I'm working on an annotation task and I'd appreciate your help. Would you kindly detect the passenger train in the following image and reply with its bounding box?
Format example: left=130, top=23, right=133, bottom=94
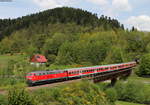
left=26, top=61, right=137, bottom=86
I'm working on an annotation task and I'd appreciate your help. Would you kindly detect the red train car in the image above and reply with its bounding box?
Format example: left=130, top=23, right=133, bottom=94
left=26, top=61, right=136, bottom=86
left=26, top=70, right=67, bottom=86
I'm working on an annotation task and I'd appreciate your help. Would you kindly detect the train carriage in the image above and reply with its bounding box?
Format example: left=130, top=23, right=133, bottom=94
left=26, top=61, right=137, bottom=86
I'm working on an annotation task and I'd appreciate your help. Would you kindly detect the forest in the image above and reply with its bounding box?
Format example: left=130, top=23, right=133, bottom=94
left=0, top=7, right=150, bottom=105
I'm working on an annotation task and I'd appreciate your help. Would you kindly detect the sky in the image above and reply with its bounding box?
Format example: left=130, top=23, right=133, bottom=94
left=0, top=0, right=150, bottom=31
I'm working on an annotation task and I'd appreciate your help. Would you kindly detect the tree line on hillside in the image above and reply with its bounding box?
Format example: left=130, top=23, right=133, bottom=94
left=0, top=24, right=150, bottom=76
left=0, top=7, right=123, bottom=40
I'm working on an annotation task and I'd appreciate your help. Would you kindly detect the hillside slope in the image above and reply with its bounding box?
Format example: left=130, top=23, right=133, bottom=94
left=0, top=7, right=123, bottom=40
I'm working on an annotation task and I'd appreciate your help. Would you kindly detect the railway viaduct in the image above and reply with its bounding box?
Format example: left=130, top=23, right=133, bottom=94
left=87, top=67, right=134, bottom=85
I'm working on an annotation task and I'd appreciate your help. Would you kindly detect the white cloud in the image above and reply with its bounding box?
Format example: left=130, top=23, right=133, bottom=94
left=112, top=0, right=131, bottom=12
left=87, top=0, right=108, bottom=6
left=87, top=0, right=132, bottom=17
left=33, top=0, right=75, bottom=10
left=106, top=0, right=132, bottom=17
left=125, top=15, right=150, bottom=31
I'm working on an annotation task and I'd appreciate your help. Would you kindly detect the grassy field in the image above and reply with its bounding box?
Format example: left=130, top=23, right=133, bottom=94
left=116, top=101, right=146, bottom=105
left=0, top=54, right=26, bottom=69
left=128, top=71, right=150, bottom=82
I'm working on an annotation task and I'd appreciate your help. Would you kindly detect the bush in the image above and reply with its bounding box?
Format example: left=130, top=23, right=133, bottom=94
left=8, top=86, right=37, bottom=105
left=138, top=53, right=150, bottom=76
left=33, top=80, right=113, bottom=105
left=114, top=80, right=150, bottom=104
left=105, top=88, right=118, bottom=103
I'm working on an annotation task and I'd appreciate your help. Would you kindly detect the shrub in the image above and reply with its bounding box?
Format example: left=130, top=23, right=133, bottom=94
left=138, top=53, right=150, bottom=76
left=8, top=86, right=37, bottom=105
left=33, top=80, right=113, bottom=105
left=114, top=80, right=150, bottom=104
left=105, top=88, right=118, bottom=103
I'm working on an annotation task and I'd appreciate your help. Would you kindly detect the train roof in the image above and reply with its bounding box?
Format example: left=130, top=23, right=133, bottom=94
left=29, top=70, right=65, bottom=74
left=64, top=61, right=135, bottom=71
left=28, top=61, right=135, bottom=74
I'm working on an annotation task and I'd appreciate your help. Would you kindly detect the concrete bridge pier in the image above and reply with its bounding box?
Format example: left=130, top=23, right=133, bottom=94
left=111, top=78, right=117, bottom=86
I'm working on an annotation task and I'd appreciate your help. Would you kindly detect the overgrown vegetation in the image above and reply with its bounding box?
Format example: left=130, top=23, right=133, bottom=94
left=114, top=81, right=150, bottom=104
left=0, top=81, right=113, bottom=105
left=0, top=80, right=149, bottom=105
left=137, top=53, right=150, bottom=76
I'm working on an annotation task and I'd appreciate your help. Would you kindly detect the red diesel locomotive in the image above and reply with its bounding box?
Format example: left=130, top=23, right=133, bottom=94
left=26, top=61, right=136, bottom=86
